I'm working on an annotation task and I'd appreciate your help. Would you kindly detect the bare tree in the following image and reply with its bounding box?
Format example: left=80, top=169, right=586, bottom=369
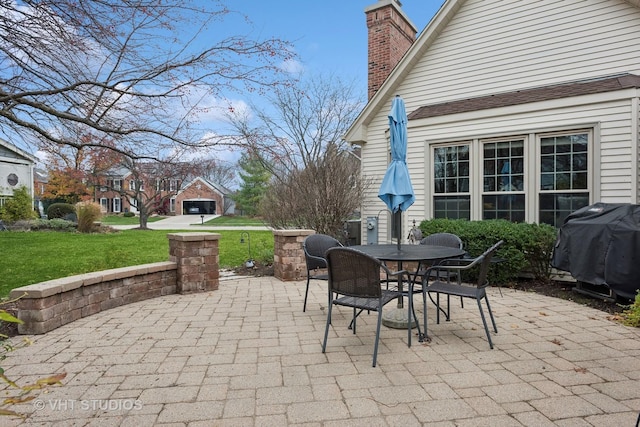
left=225, top=73, right=369, bottom=237
left=259, top=143, right=369, bottom=238
left=191, top=157, right=237, bottom=190
left=0, top=0, right=295, bottom=160
left=225, top=73, right=364, bottom=179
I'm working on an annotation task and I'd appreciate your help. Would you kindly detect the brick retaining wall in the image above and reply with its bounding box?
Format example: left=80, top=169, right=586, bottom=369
left=10, top=232, right=219, bottom=334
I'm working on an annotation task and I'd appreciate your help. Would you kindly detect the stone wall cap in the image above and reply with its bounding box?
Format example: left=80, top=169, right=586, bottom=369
left=272, top=229, right=315, bottom=237
left=10, top=262, right=180, bottom=299
left=167, top=232, right=221, bottom=241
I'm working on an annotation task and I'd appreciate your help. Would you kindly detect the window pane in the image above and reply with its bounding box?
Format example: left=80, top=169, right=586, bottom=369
left=434, top=196, right=470, bottom=220
left=539, top=133, right=589, bottom=191
left=539, top=193, right=589, bottom=227
left=483, top=139, right=524, bottom=195
left=541, top=156, right=554, bottom=172
left=433, top=144, right=469, bottom=195
left=482, top=195, right=525, bottom=222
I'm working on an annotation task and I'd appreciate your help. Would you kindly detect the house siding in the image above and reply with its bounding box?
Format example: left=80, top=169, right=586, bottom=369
left=401, top=0, right=640, bottom=107
left=355, top=0, right=640, bottom=243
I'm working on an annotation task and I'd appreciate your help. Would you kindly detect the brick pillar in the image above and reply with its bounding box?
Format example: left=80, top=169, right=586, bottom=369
left=273, top=229, right=315, bottom=281
left=168, top=233, right=220, bottom=293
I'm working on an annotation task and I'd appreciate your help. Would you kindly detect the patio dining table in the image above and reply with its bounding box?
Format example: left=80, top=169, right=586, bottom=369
left=348, top=244, right=466, bottom=339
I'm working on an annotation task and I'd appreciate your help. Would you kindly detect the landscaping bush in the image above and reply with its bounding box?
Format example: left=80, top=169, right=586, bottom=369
left=29, top=219, right=77, bottom=231
left=620, top=291, right=640, bottom=327
left=0, top=186, right=36, bottom=222
left=123, top=211, right=135, bottom=217
left=76, top=202, right=102, bottom=233
left=47, top=203, right=76, bottom=220
left=6, top=219, right=77, bottom=231
left=419, top=219, right=557, bottom=284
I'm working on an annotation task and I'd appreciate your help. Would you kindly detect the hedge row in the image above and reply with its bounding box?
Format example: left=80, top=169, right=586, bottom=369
left=419, top=218, right=557, bottom=284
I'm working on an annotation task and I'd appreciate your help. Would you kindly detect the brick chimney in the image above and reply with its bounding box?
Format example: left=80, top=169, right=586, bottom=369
left=365, top=0, right=417, bottom=100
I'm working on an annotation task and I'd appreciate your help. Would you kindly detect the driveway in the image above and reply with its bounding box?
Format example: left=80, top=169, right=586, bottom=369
left=111, top=215, right=270, bottom=231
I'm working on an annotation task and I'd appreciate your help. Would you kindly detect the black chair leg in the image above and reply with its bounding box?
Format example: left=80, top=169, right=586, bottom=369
left=477, top=297, right=494, bottom=349
left=408, top=291, right=421, bottom=347
left=322, top=301, right=333, bottom=354
left=484, top=295, right=498, bottom=333
left=303, top=277, right=310, bottom=312
left=372, top=310, right=383, bottom=367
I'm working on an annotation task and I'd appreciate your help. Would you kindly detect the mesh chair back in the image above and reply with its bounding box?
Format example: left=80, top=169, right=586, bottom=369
left=303, top=234, right=342, bottom=270
left=420, top=232, right=463, bottom=249
left=325, top=248, right=383, bottom=299
left=475, top=240, right=504, bottom=288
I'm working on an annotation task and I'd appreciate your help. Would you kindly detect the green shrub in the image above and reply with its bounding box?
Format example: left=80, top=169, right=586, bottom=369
left=0, top=186, right=36, bottom=222
left=76, top=202, right=102, bottom=233
left=620, top=291, right=640, bottom=327
left=123, top=211, right=135, bottom=217
left=29, top=218, right=77, bottom=231
left=419, top=219, right=557, bottom=284
left=256, top=248, right=274, bottom=265
left=47, top=203, right=76, bottom=219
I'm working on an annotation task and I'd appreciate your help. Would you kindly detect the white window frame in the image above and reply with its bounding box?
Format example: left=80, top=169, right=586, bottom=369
left=100, top=198, right=108, bottom=212
left=431, top=142, right=472, bottom=220
left=113, top=198, right=121, bottom=213
left=429, top=128, right=592, bottom=225
left=480, top=137, right=527, bottom=222
left=534, top=129, right=592, bottom=226
left=170, top=197, right=176, bottom=213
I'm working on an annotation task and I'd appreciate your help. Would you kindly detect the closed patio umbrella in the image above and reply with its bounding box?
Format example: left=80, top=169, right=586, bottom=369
left=378, top=95, right=415, bottom=250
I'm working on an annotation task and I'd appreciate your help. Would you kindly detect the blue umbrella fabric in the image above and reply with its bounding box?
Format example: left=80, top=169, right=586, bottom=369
left=378, top=95, right=415, bottom=214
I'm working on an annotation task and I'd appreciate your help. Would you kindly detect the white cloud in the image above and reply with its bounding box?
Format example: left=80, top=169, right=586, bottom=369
left=279, top=58, right=304, bottom=74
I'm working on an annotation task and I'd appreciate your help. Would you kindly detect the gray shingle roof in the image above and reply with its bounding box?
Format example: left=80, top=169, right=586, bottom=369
left=407, top=74, right=640, bottom=120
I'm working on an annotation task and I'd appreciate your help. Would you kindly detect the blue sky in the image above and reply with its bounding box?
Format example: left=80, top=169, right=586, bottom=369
left=229, top=1, right=445, bottom=87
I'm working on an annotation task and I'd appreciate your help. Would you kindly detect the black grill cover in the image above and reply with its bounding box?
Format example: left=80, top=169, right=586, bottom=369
left=551, top=202, right=640, bottom=299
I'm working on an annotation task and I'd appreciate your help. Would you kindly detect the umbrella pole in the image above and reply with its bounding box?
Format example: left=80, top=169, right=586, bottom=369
left=396, top=211, right=401, bottom=251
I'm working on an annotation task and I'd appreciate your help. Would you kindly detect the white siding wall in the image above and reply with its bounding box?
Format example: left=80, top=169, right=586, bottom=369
left=402, top=0, right=640, bottom=107
left=359, top=0, right=640, bottom=243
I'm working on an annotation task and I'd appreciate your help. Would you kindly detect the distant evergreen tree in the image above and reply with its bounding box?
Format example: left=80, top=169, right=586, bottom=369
left=234, top=154, right=271, bottom=216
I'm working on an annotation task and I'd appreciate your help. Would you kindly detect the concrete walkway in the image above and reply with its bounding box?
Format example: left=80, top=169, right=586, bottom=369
left=110, top=214, right=271, bottom=231
left=3, top=276, right=639, bottom=426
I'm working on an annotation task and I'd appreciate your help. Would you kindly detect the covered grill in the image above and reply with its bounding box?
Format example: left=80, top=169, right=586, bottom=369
left=551, top=202, right=640, bottom=300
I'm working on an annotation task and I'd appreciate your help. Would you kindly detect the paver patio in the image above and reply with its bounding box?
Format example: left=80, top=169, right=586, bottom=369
left=2, top=275, right=639, bottom=426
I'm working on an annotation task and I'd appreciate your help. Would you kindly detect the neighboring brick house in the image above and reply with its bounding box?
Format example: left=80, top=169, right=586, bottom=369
left=0, top=138, right=36, bottom=209
left=173, top=177, right=235, bottom=216
left=94, top=167, right=234, bottom=216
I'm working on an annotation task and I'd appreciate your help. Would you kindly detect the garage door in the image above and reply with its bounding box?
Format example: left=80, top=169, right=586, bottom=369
left=183, top=200, right=216, bottom=215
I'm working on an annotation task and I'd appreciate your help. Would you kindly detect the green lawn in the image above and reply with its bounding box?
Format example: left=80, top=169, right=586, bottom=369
left=205, top=216, right=266, bottom=226
left=0, top=229, right=274, bottom=297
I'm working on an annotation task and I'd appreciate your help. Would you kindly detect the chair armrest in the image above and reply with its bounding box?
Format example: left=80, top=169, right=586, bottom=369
left=422, top=256, right=485, bottom=280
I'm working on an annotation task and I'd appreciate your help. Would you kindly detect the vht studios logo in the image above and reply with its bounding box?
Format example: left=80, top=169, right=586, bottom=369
left=34, top=399, right=143, bottom=411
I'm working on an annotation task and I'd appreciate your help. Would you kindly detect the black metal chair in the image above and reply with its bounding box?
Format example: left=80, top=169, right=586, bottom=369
left=412, top=240, right=504, bottom=348
left=322, top=247, right=409, bottom=367
left=418, top=232, right=465, bottom=284
left=302, top=234, right=343, bottom=312
left=411, top=233, right=466, bottom=313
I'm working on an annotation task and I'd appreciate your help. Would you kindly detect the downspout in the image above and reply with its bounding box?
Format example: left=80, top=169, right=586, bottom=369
left=632, top=90, right=639, bottom=204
